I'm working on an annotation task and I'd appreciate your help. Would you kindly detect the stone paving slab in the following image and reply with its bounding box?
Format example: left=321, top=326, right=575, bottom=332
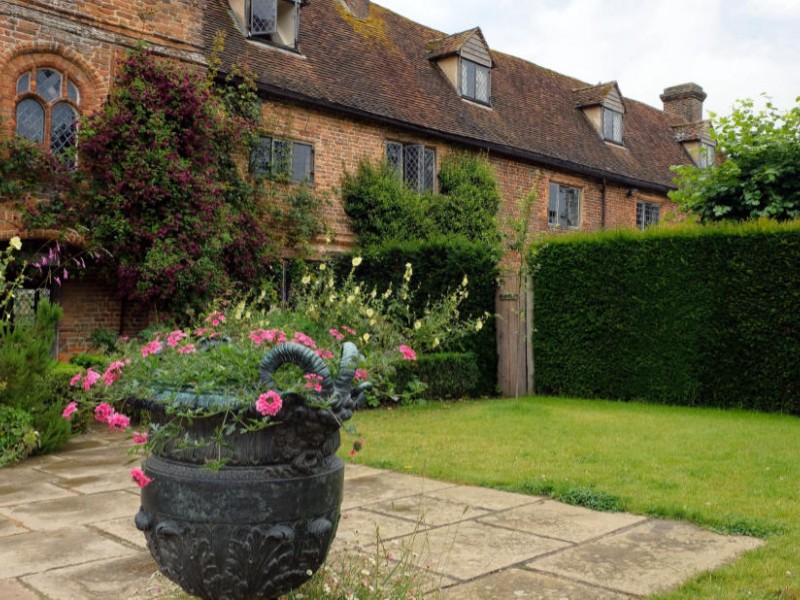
left=335, top=506, right=429, bottom=549
left=478, top=497, right=648, bottom=543
left=92, top=515, right=149, bottom=549
left=0, top=578, right=41, bottom=600
left=0, top=527, right=138, bottom=579
left=341, top=470, right=456, bottom=510
left=425, top=484, right=541, bottom=512
left=366, top=493, right=491, bottom=527
left=0, top=516, right=29, bottom=537
left=527, top=518, right=764, bottom=597
left=22, top=554, right=167, bottom=600
left=440, top=568, right=637, bottom=599
left=390, top=520, right=571, bottom=581
left=0, top=489, right=139, bottom=531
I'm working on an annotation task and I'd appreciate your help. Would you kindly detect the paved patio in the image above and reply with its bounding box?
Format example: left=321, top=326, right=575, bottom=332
left=0, top=429, right=762, bottom=599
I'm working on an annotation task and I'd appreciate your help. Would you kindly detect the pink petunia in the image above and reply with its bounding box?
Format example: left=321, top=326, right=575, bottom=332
left=316, top=348, right=334, bottom=360
left=205, top=311, right=226, bottom=327
left=177, top=343, right=196, bottom=354
left=328, top=328, right=344, bottom=341
left=83, top=368, right=101, bottom=390
left=131, top=467, right=153, bottom=488
left=255, top=390, right=283, bottom=417
left=62, top=402, right=78, bottom=420
left=354, top=368, right=368, bottom=382
left=107, top=412, right=131, bottom=432
left=132, top=431, right=148, bottom=444
left=342, top=326, right=357, bottom=336
left=94, top=402, right=115, bottom=424
left=398, top=345, right=417, bottom=361
left=69, top=372, right=82, bottom=387
left=101, top=361, right=126, bottom=386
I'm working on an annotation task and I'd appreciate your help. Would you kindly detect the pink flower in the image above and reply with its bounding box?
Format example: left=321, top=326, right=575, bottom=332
left=69, top=372, right=82, bottom=387
left=342, top=326, right=357, bottom=336
left=141, top=340, right=163, bottom=357
left=132, top=431, right=148, bottom=444
left=205, top=311, right=226, bottom=327
left=131, top=467, right=152, bottom=488
left=316, top=348, right=334, bottom=360
left=101, top=361, right=126, bottom=386
left=82, top=368, right=101, bottom=390
left=166, top=330, right=188, bottom=347
left=255, top=390, right=283, bottom=417
left=354, top=368, right=368, bottom=382
left=329, top=328, right=344, bottom=341
left=94, top=402, right=115, bottom=424
left=194, top=327, right=210, bottom=336
left=177, top=343, right=196, bottom=354
left=248, top=329, right=287, bottom=345
left=293, top=332, right=317, bottom=349
left=398, top=345, right=417, bottom=361
left=62, top=402, right=78, bottom=420
left=303, top=373, right=324, bottom=393
left=107, top=412, right=131, bottom=432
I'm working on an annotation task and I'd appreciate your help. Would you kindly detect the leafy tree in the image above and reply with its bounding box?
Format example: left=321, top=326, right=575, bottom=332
left=671, top=98, right=800, bottom=222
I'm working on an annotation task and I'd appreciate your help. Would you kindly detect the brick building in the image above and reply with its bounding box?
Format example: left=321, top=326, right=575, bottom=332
left=0, top=0, right=712, bottom=387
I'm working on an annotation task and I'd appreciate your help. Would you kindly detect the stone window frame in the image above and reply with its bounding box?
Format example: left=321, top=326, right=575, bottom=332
left=548, top=182, right=582, bottom=229
left=13, top=65, right=82, bottom=163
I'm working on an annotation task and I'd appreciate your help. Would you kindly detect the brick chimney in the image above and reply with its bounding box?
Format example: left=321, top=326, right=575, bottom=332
left=661, top=83, right=707, bottom=123
left=343, top=0, right=370, bottom=19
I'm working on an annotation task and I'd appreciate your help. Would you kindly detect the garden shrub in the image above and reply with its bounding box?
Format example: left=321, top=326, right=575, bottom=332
left=346, top=237, right=500, bottom=396
left=0, top=406, right=38, bottom=467
left=395, top=352, right=481, bottom=400
left=341, top=152, right=501, bottom=248
left=529, top=220, right=800, bottom=412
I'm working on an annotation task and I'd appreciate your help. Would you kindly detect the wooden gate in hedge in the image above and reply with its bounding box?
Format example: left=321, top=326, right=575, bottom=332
left=496, top=274, right=534, bottom=397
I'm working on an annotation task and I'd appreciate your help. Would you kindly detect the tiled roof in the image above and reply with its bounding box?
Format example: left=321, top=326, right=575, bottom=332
left=426, top=27, right=488, bottom=61
left=573, top=81, right=620, bottom=108
left=205, top=0, right=693, bottom=191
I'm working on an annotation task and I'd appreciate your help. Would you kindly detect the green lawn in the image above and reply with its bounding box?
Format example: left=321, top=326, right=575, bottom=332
left=344, top=396, right=800, bottom=599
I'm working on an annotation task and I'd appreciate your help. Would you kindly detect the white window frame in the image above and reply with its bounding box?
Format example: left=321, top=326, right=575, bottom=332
left=548, top=182, right=581, bottom=229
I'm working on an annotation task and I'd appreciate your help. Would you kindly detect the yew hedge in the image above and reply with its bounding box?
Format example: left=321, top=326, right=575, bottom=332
left=529, top=221, right=800, bottom=413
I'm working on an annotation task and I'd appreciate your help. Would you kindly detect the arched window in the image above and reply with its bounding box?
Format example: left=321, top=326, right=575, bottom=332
left=15, top=67, right=80, bottom=162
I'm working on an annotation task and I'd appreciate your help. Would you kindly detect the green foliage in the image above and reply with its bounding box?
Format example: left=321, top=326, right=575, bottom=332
left=395, top=352, right=481, bottom=401
left=434, top=151, right=501, bottom=245
left=0, top=134, right=70, bottom=198
left=69, top=353, right=111, bottom=370
left=341, top=153, right=501, bottom=247
left=341, top=160, right=436, bottom=247
left=556, top=486, right=623, bottom=512
left=671, top=97, right=800, bottom=222
left=346, top=238, right=500, bottom=396
left=528, top=221, right=800, bottom=412
left=0, top=406, right=38, bottom=467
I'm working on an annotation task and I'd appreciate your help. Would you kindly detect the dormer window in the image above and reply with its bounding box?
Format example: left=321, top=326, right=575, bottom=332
left=247, top=0, right=299, bottom=48
left=460, top=59, right=490, bottom=104
left=428, top=27, right=494, bottom=107
left=697, top=142, right=715, bottom=168
left=603, top=107, right=623, bottom=144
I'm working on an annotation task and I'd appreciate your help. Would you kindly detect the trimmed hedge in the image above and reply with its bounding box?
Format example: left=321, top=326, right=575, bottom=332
left=343, top=237, right=500, bottom=396
left=529, top=221, right=800, bottom=413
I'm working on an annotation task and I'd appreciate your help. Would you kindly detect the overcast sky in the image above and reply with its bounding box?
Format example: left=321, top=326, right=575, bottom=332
left=375, top=0, right=799, bottom=119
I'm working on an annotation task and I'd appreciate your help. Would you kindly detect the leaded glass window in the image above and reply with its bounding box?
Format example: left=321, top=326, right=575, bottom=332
left=460, top=59, right=491, bottom=104
left=385, top=142, right=436, bottom=193
left=603, top=108, right=623, bottom=143
left=14, top=68, right=80, bottom=162
left=247, top=0, right=299, bottom=48
left=636, top=201, right=660, bottom=229
left=250, top=0, right=277, bottom=35
left=250, top=136, right=314, bottom=183
left=16, top=98, right=45, bottom=143
left=51, top=103, right=78, bottom=156
left=548, top=183, right=581, bottom=229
